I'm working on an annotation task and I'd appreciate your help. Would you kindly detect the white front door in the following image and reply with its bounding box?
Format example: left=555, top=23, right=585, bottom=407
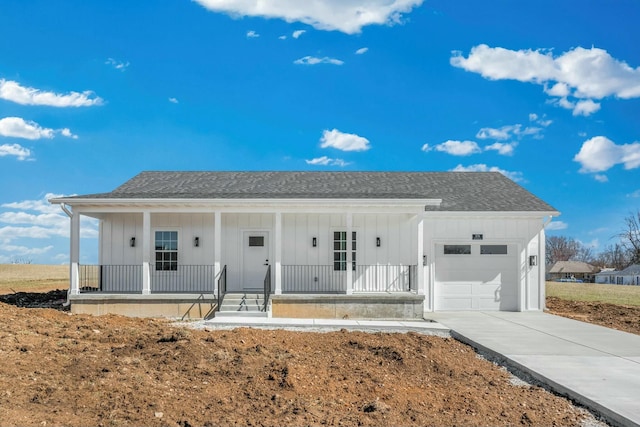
left=241, top=231, right=270, bottom=291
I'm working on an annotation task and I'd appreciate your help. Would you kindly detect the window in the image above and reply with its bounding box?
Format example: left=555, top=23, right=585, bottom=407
left=248, top=236, right=264, bottom=247
left=481, top=245, right=508, bottom=255
left=333, top=231, right=356, bottom=271
left=155, top=231, right=178, bottom=271
left=444, top=245, right=471, bottom=255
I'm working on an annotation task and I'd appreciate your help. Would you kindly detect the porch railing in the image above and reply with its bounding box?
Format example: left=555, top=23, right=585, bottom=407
left=79, top=265, right=143, bottom=293
left=78, top=264, right=216, bottom=294
left=151, top=265, right=215, bottom=293
left=354, top=265, right=417, bottom=292
left=281, top=265, right=346, bottom=293
left=263, top=265, right=271, bottom=311
left=217, top=265, right=227, bottom=312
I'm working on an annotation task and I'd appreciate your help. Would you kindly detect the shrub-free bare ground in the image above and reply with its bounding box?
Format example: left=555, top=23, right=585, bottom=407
left=0, top=267, right=627, bottom=426
left=0, top=302, right=596, bottom=427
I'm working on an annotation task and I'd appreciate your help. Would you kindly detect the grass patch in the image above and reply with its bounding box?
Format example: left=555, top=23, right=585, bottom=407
left=0, top=264, right=68, bottom=293
left=546, top=281, right=640, bottom=307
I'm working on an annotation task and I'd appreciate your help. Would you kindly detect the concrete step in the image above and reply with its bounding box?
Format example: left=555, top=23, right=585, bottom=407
left=218, top=293, right=266, bottom=314
left=215, top=311, right=267, bottom=318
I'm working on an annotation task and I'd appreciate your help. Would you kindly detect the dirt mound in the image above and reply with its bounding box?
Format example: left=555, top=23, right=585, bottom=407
left=0, top=289, right=69, bottom=310
left=546, top=297, right=640, bottom=335
left=0, top=301, right=592, bottom=427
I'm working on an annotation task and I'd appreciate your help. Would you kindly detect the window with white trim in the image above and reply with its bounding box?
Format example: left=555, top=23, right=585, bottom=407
left=333, top=231, right=356, bottom=271
left=155, top=231, right=178, bottom=271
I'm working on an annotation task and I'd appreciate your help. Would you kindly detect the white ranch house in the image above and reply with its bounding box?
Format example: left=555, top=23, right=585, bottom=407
left=50, top=171, right=558, bottom=319
left=595, top=264, right=640, bottom=286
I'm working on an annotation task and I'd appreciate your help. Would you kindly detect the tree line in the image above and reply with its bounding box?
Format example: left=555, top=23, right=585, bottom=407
left=546, top=211, right=640, bottom=270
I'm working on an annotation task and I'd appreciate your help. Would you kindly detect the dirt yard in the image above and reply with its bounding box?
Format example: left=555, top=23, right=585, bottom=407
left=546, top=297, right=640, bottom=335
left=0, top=298, right=596, bottom=427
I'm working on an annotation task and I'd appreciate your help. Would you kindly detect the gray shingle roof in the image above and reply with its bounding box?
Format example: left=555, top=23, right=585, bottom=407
left=548, top=261, right=599, bottom=274
left=70, top=171, right=557, bottom=212
left=619, top=264, right=640, bottom=276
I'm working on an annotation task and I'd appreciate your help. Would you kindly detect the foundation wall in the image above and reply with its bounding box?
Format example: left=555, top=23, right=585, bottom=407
left=271, top=294, right=425, bottom=319
left=70, top=295, right=217, bottom=319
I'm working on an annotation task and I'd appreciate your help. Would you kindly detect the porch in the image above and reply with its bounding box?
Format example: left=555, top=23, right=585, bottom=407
left=76, top=263, right=418, bottom=294
left=70, top=263, right=423, bottom=319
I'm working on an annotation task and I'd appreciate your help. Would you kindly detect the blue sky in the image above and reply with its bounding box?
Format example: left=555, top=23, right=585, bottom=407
left=1, top=0, right=639, bottom=264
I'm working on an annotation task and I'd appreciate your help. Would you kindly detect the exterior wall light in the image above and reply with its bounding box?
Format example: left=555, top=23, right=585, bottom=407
left=376, top=237, right=381, bottom=247
left=130, top=237, right=136, bottom=247
left=194, top=237, right=200, bottom=247
left=529, top=255, right=538, bottom=266
left=312, top=237, right=317, bottom=247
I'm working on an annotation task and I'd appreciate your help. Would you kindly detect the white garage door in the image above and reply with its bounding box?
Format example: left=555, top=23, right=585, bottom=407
left=434, top=243, right=518, bottom=311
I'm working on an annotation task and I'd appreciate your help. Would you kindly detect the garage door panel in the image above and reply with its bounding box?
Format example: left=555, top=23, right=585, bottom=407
left=435, top=243, right=518, bottom=311
left=440, top=282, right=474, bottom=294
left=441, top=298, right=474, bottom=310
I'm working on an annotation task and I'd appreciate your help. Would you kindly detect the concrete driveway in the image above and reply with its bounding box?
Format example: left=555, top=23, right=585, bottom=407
left=428, top=311, right=640, bottom=427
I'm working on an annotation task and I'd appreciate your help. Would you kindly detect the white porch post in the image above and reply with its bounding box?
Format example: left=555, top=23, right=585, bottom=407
left=274, top=211, right=282, bottom=295
left=416, top=215, right=425, bottom=296
left=214, top=211, right=221, bottom=289
left=539, top=226, right=547, bottom=311
left=69, top=211, right=80, bottom=295
left=142, top=211, right=151, bottom=295
left=346, top=212, right=353, bottom=295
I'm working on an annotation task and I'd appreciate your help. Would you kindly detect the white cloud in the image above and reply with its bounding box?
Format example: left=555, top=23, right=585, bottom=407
left=0, top=194, right=99, bottom=245
left=0, top=79, right=103, bottom=107
left=292, top=30, right=306, bottom=39
left=278, top=35, right=287, bottom=40
left=320, top=129, right=370, bottom=152
left=294, top=56, right=344, bottom=65
left=105, top=58, right=130, bottom=71
left=193, top=0, right=424, bottom=34
left=0, top=117, right=54, bottom=140
left=2, top=193, right=66, bottom=214
left=476, top=124, right=542, bottom=141
left=594, top=174, right=609, bottom=183
left=246, top=30, right=260, bottom=38
left=424, top=140, right=480, bottom=156
left=2, top=244, right=54, bottom=256
left=305, top=156, right=350, bottom=166
left=529, top=113, right=552, bottom=127
left=355, top=47, right=369, bottom=55
left=573, top=136, right=640, bottom=173
left=545, top=220, right=568, bottom=231
left=484, top=142, right=516, bottom=156
left=573, top=99, right=601, bottom=116
left=451, top=163, right=523, bottom=182
left=627, top=189, right=640, bottom=198
left=0, top=143, right=31, bottom=160
left=451, top=45, right=640, bottom=115
left=545, top=82, right=570, bottom=97
left=169, top=97, right=179, bottom=104
left=60, top=128, right=78, bottom=139
left=0, top=117, right=77, bottom=140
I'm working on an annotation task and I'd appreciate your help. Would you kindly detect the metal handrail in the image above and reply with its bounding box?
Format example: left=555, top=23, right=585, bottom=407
left=217, top=265, right=227, bottom=312
left=263, top=265, right=271, bottom=312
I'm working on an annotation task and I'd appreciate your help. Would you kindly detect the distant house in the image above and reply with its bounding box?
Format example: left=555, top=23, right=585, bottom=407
left=50, top=171, right=558, bottom=319
left=596, top=264, right=640, bottom=286
left=547, top=261, right=599, bottom=283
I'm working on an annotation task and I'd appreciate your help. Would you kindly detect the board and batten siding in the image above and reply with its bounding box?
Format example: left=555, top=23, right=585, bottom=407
left=99, top=213, right=216, bottom=266
left=281, top=213, right=415, bottom=266
left=424, top=216, right=545, bottom=311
